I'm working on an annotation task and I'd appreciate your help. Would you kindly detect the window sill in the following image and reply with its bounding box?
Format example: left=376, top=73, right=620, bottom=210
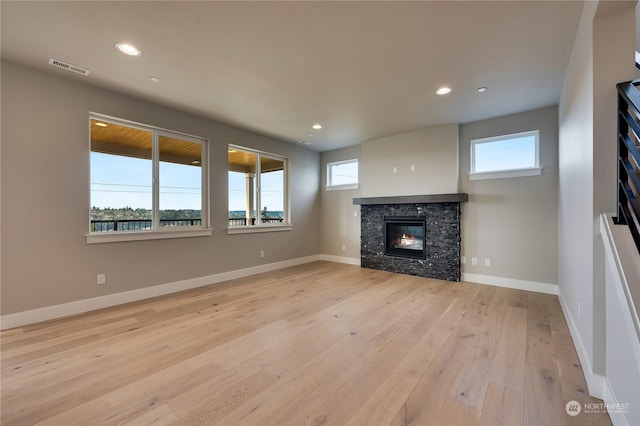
left=227, top=225, right=292, bottom=234
left=86, top=228, right=213, bottom=244
left=469, top=167, right=542, bottom=181
left=326, top=183, right=359, bottom=191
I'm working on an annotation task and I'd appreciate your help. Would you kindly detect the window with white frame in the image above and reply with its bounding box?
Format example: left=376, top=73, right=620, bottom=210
left=228, top=145, right=289, bottom=230
left=327, top=159, right=359, bottom=189
left=88, top=114, right=209, bottom=242
left=469, top=130, right=541, bottom=180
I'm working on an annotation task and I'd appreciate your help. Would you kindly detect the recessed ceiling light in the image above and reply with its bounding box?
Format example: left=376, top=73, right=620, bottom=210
left=94, top=122, right=108, bottom=127
left=116, top=43, right=141, bottom=56
left=436, top=87, right=452, bottom=95
left=312, top=124, right=322, bottom=130
left=299, top=140, right=312, bottom=145
left=191, top=160, right=201, bottom=165
left=150, top=76, right=160, bottom=83
left=477, top=87, right=487, bottom=93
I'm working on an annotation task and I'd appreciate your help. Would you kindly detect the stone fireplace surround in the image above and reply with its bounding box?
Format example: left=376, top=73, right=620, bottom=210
left=353, top=194, right=468, bottom=282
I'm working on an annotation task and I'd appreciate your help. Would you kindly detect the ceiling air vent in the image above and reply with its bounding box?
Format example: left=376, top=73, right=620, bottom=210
left=48, top=58, right=90, bottom=76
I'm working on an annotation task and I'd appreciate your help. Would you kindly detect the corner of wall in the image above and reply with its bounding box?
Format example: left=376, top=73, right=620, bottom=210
left=557, top=288, right=606, bottom=399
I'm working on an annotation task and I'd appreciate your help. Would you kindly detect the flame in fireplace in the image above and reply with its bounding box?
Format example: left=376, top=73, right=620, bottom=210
left=397, top=233, right=423, bottom=248
left=400, top=233, right=415, bottom=246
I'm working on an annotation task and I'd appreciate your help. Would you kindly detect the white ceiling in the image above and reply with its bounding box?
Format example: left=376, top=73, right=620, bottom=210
left=1, top=1, right=584, bottom=152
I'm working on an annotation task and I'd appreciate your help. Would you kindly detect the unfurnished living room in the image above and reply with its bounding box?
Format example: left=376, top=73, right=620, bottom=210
left=1, top=1, right=639, bottom=425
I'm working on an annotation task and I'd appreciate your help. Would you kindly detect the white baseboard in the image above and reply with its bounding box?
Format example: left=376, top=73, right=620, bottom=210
left=603, top=378, right=630, bottom=426
left=557, top=291, right=606, bottom=399
left=0, top=259, right=561, bottom=330
left=317, top=254, right=361, bottom=266
left=462, top=273, right=559, bottom=295
left=0, top=254, right=323, bottom=331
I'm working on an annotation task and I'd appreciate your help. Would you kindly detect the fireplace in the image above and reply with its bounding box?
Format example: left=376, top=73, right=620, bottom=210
left=385, top=217, right=426, bottom=259
left=354, top=194, right=467, bottom=282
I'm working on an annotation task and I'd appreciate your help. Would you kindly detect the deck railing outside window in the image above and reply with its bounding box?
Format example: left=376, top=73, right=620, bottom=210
left=90, top=217, right=283, bottom=232
left=90, top=219, right=202, bottom=232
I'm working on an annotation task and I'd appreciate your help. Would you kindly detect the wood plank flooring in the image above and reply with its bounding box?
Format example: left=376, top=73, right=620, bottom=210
left=0, top=261, right=612, bottom=426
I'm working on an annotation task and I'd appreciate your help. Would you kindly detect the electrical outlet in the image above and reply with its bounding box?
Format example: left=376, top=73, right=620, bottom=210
left=485, top=258, right=491, bottom=267
left=461, top=256, right=466, bottom=264
left=392, top=166, right=398, bottom=174
left=471, top=257, right=478, bottom=265
left=260, top=250, right=265, bottom=258
left=410, top=164, right=415, bottom=172
left=97, top=274, right=106, bottom=285
left=342, top=244, right=346, bottom=251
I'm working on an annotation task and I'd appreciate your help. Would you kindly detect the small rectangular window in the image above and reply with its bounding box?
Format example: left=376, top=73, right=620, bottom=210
left=89, top=114, right=208, bottom=240
left=228, top=145, right=289, bottom=229
left=327, top=159, right=359, bottom=190
left=470, top=130, right=541, bottom=180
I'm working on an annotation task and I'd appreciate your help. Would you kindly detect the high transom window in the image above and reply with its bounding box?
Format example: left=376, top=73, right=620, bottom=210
left=88, top=114, right=208, bottom=241
left=326, top=159, right=359, bottom=190
left=470, top=130, right=541, bottom=180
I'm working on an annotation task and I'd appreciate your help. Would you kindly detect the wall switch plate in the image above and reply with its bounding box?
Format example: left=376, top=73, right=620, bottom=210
left=485, top=258, right=491, bottom=267
left=97, top=274, right=106, bottom=285
left=342, top=245, right=346, bottom=251
left=260, top=250, right=265, bottom=258
left=410, top=164, right=415, bottom=172
left=392, top=166, right=398, bottom=174
left=461, top=256, right=466, bottom=264
left=471, top=257, right=478, bottom=265
left=354, top=210, right=358, bottom=217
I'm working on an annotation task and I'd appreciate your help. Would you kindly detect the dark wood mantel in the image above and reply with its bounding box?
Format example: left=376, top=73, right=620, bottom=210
left=353, top=193, right=468, bottom=205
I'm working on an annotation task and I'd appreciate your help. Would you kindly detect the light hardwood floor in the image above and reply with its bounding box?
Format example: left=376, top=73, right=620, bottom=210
left=1, top=261, right=611, bottom=426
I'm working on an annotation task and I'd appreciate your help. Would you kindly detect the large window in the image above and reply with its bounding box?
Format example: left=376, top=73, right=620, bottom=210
left=228, top=145, right=289, bottom=231
left=88, top=114, right=209, bottom=242
left=326, top=159, right=359, bottom=190
left=469, top=130, right=541, bottom=180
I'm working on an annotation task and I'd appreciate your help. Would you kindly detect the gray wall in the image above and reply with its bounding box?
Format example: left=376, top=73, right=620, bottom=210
left=360, top=124, right=459, bottom=197
left=558, top=0, right=596, bottom=375
left=321, top=106, right=560, bottom=289
left=558, top=0, right=635, bottom=377
left=319, top=124, right=459, bottom=260
left=593, top=3, right=636, bottom=376
left=320, top=146, right=362, bottom=259
left=459, top=106, right=559, bottom=285
left=1, top=60, right=321, bottom=315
